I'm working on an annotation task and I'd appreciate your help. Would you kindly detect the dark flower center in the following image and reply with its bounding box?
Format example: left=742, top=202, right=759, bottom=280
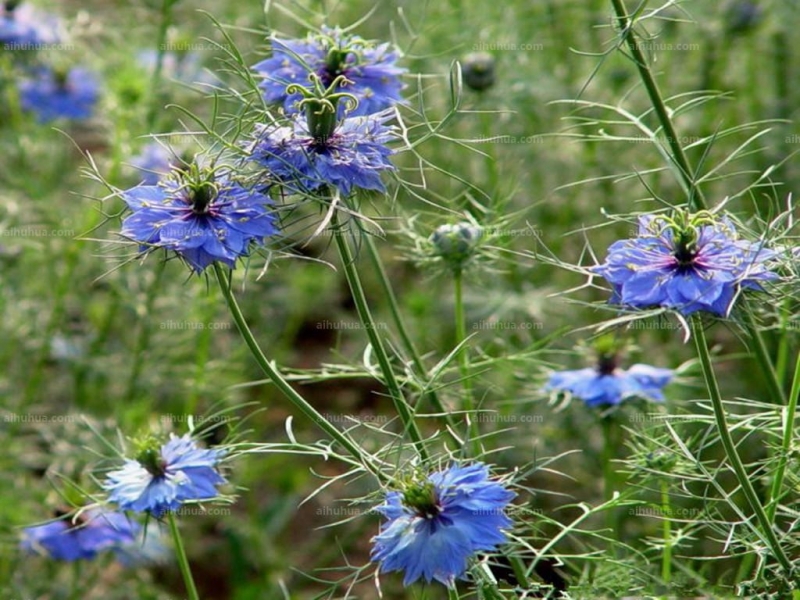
left=137, top=446, right=168, bottom=477
left=597, top=353, right=618, bottom=376
left=403, top=482, right=442, bottom=519
left=188, top=182, right=216, bottom=215
left=4, top=1, right=20, bottom=14
left=673, top=230, right=698, bottom=271
left=53, top=508, right=88, bottom=529
left=322, top=47, right=350, bottom=86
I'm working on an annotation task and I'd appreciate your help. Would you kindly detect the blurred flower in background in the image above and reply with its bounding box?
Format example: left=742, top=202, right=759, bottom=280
left=18, top=66, right=99, bottom=122
left=21, top=508, right=138, bottom=561
left=546, top=363, right=673, bottom=407
left=0, top=1, right=61, bottom=49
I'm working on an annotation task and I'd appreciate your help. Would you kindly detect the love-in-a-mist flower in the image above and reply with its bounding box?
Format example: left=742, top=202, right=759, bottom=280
left=248, top=75, right=396, bottom=198
left=21, top=508, right=138, bottom=561
left=130, top=142, right=177, bottom=185
left=119, top=163, right=278, bottom=272
left=1, top=1, right=60, bottom=48
left=18, top=66, right=99, bottom=122
left=545, top=339, right=672, bottom=407
left=253, top=26, right=405, bottom=117
left=593, top=211, right=778, bottom=317
left=371, top=463, right=515, bottom=587
left=103, top=434, right=226, bottom=517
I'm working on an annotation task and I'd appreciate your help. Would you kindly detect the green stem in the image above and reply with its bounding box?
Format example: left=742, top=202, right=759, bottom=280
left=167, top=511, right=200, bottom=600
left=601, top=415, right=618, bottom=535
left=743, top=306, right=786, bottom=405
left=331, top=213, right=429, bottom=462
left=454, top=269, right=480, bottom=452
left=691, top=317, right=792, bottom=574
left=608, top=0, right=707, bottom=212
left=661, top=480, right=671, bottom=585
left=767, top=351, right=800, bottom=523
left=509, top=554, right=532, bottom=590
left=213, top=264, right=385, bottom=482
left=147, top=0, right=176, bottom=130
left=125, top=263, right=165, bottom=402
left=363, top=235, right=460, bottom=439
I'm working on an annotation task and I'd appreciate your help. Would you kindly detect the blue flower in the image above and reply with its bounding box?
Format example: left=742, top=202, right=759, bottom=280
left=593, top=213, right=778, bottom=316
left=21, top=508, right=138, bottom=561
left=247, top=111, right=396, bottom=197
left=545, top=363, right=673, bottom=407
left=104, top=433, right=226, bottom=517
left=18, top=66, right=99, bottom=123
left=371, top=463, right=515, bottom=587
left=137, top=49, right=217, bottom=87
left=253, top=26, right=405, bottom=117
left=1, top=2, right=60, bottom=48
left=119, top=167, right=278, bottom=272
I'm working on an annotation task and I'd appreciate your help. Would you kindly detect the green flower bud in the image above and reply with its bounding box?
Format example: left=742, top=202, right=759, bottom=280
left=461, top=52, right=496, bottom=92
left=402, top=482, right=440, bottom=519
left=644, top=449, right=677, bottom=473
left=430, top=222, right=483, bottom=269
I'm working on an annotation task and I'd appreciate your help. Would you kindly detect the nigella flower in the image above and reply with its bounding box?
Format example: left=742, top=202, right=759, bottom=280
left=21, top=508, right=138, bottom=561
left=371, top=463, right=515, bottom=587
left=593, top=212, right=778, bottom=317
left=18, top=66, right=99, bottom=123
left=103, top=433, right=226, bottom=517
left=545, top=363, right=673, bottom=407
left=1, top=1, right=60, bottom=48
left=119, top=164, right=278, bottom=272
left=247, top=110, right=396, bottom=197
left=253, top=26, right=405, bottom=117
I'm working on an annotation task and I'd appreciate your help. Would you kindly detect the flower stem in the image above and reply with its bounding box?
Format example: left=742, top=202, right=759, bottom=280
left=691, top=317, right=792, bottom=575
left=661, top=479, right=672, bottom=585
left=601, top=415, right=617, bottom=533
left=146, top=0, right=177, bottom=130
left=331, top=213, right=429, bottom=462
left=608, top=0, right=707, bottom=212
left=125, top=262, right=165, bottom=402
left=363, top=235, right=461, bottom=440
left=767, top=350, right=800, bottom=523
left=167, top=511, right=200, bottom=600
left=454, top=269, right=480, bottom=451
left=213, top=264, right=385, bottom=482
left=743, top=305, right=786, bottom=405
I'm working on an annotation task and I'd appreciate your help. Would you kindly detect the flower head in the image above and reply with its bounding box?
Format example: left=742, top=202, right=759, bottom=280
left=129, top=142, right=179, bottom=185
left=253, top=26, right=405, bottom=117
left=18, top=66, right=99, bottom=122
left=1, top=1, right=60, bottom=48
left=371, top=463, right=515, bottom=587
left=103, top=433, right=226, bottom=517
left=21, top=508, right=138, bottom=561
left=247, top=110, right=396, bottom=197
left=593, top=212, right=778, bottom=317
left=546, top=363, right=672, bottom=407
left=119, top=164, right=278, bottom=272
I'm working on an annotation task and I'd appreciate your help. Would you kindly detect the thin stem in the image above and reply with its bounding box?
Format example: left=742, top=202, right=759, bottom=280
left=213, top=264, right=385, bottom=482
left=454, top=269, right=479, bottom=451
left=146, top=0, right=176, bottom=130
left=125, top=262, right=165, bottom=402
left=331, top=214, right=429, bottom=462
left=167, top=511, right=200, bottom=600
left=767, top=351, right=800, bottom=523
left=609, top=0, right=707, bottom=212
left=743, top=306, right=786, bottom=405
left=691, top=317, right=792, bottom=574
left=509, top=554, right=532, bottom=590
left=661, top=479, right=672, bottom=585
left=363, top=235, right=461, bottom=439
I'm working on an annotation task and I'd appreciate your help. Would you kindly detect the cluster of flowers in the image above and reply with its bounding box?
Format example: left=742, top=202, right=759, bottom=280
left=21, top=21, right=786, bottom=592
